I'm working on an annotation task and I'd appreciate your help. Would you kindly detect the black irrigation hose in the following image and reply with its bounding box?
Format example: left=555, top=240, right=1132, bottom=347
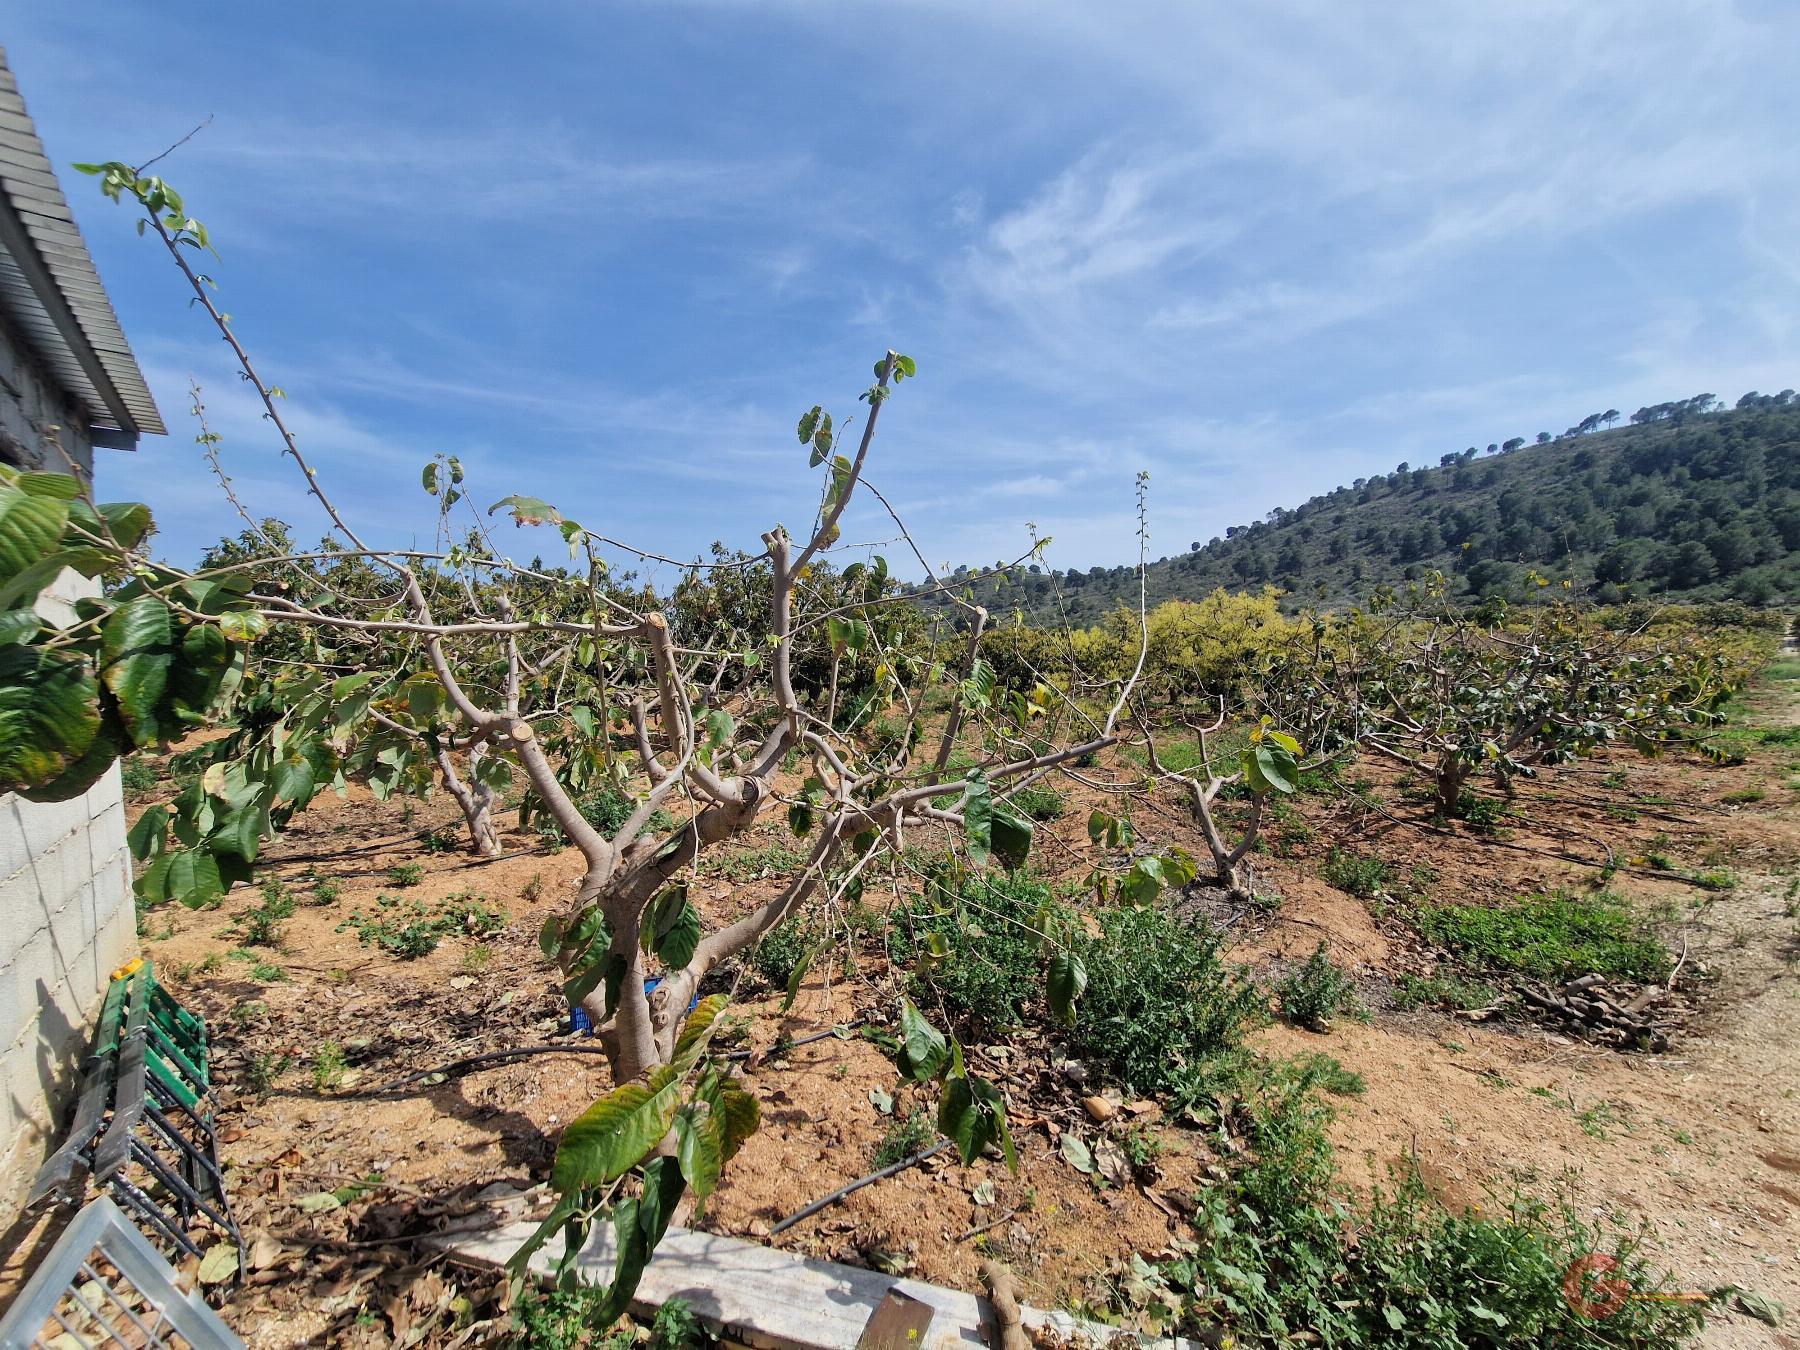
left=720, top=1019, right=869, bottom=1061
left=353, top=1043, right=613, bottom=1098
left=770, top=1139, right=953, bottom=1235
left=352, top=1018, right=873, bottom=1097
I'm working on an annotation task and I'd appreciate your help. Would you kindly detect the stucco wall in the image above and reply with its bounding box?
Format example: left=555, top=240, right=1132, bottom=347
left=0, top=319, right=130, bottom=1218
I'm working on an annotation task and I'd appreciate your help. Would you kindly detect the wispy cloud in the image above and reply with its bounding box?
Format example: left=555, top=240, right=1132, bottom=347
left=12, top=1, right=1798, bottom=572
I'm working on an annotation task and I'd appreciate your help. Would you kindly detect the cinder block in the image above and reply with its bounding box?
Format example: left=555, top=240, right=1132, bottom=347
left=47, top=885, right=97, bottom=1006
left=94, top=897, right=136, bottom=977
left=0, top=876, right=49, bottom=968
left=86, top=763, right=123, bottom=821
left=89, top=797, right=127, bottom=857
left=0, top=928, right=54, bottom=1044
left=91, top=851, right=131, bottom=930
left=14, top=796, right=81, bottom=864
left=0, top=960, right=21, bottom=1055
left=0, top=797, right=31, bottom=885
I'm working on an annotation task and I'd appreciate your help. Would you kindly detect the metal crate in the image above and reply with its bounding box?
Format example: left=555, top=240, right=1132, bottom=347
left=0, top=1196, right=240, bottom=1349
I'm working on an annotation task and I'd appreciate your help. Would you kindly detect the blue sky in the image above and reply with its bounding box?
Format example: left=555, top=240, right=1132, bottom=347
left=12, top=3, right=1800, bottom=583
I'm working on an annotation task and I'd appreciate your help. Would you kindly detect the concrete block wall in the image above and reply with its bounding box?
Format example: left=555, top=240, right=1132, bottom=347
left=0, top=767, right=135, bottom=1218
left=0, top=305, right=128, bottom=1221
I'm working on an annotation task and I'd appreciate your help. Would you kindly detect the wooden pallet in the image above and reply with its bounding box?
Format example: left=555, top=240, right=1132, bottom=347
left=443, top=1217, right=1199, bottom=1349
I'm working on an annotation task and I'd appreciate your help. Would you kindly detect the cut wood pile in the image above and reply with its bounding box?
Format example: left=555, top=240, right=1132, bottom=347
left=1518, top=973, right=1672, bottom=1052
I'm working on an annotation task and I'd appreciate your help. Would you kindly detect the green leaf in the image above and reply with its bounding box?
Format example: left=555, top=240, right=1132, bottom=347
left=404, top=674, right=445, bottom=720
left=270, top=756, right=315, bottom=807
left=896, top=999, right=950, bottom=1083
left=488, top=494, right=563, bottom=527
left=704, top=707, right=734, bottom=752
left=95, top=501, right=152, bottom=550
left=1047, top=951, right=1086, bottom=1025
left=673, top=1100, right=723, bottom=1201
left=0, top=645, right=100, bottom=792
left=0, top=609, right=39, bottom=645
left=939, top=1072, right=1013, bottom=1169
left=702, top=1077, right=760, bottom=1163
left=644, top=886, right=701, bottom=970
left=669, top=994, right=730, bottom=1075
left=422, top=463, right=440, bottom=494
left=539, top=914, right=566, bottom=960
left=1158, top=848, right=1199, bottom=889
left=0, top=476, right=71, bottom=592
left=591, top=1156, right=687, bottom=1325
left=164, top=847, right=226, bottom=909
left=1382, top=1305, right=1406, bottom=1331
left=208, top=800, right=264, bottom=862
left=216, top=611, right=268, bottom=643
left=782, top=945, right=816, bottom=1012
left=990, top=803, right=1034, bottom=871
left=962, top=775, right=993, bottom=864
left=0, top=547, right=111, bottom=611
left=19, top=712, right=120, bottom=803
left=169, top=622, right=232, bottom=722
left=1119, top=856, right=1166, bottom=904
left=564, top=955, right=610, bottom=1007
left=551, top=1064, right=684, bottom=1192
left=1243, top=743, right=1298, bottom=796
left=797, top=405, right=822, bottom=445
left=1087, top=808, right=1134, bottom=850
left=504, top=1191, right=582, bottom=1288
left=127, top=803, right=169, bottom=860
left=100, top=596, right=175, bottom=746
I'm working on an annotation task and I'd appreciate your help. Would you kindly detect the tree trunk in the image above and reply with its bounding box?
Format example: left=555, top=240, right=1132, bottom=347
left=438, top=744, right=502, bottom=858
left=1191, top=782, right=1258, bottom=902
left=1435, top=759, right=1469, bottom=821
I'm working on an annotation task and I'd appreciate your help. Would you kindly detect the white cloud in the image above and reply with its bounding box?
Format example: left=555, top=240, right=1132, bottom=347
left=23, top=1, right=1800, bottom=572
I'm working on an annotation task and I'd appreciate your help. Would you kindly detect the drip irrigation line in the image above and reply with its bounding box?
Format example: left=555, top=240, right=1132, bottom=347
left=721, top=1019, right=869, bottom=1061
left=351, top=1017, right=872, bottom=1097
left=770, top=1139, right=953, bottom=1235
left=353, top=1043, right=612, bottom=1098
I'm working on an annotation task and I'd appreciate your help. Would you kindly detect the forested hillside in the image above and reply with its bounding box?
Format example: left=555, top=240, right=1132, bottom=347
left=930, top=393, right=1799, bottom=624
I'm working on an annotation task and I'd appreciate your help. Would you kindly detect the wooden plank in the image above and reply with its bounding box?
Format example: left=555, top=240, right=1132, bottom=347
left=443, top=1217, right=1197, bottom=1350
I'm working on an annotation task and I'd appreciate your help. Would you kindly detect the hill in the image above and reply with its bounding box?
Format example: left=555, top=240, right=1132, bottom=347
left=926, top=394, right=1800, bottom=624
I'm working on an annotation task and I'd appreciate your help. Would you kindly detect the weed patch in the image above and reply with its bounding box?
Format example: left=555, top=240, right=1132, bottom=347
left=1070, top=904, right=1266, bottom=1101
left=339, top=891, right=507, bottom=960
left=1010, top=784, right=1066, bottom=821
left=1322, top=849, right=1389, bottom=898
left=237, top=881, right=295, bottom=947
left=1277, top=943, right=1361, bottom=1032
left=750, top=913, right=815, bottom=990
left=714, top=843, right=805, bottom=882
left=1125, top=1060, right=1712, bottom=1344
left=1392, top=972, right=1502, bottom=1013
left=897, top=870, right=1062, bottom=1030
left=1416, top=891, right=1671, bottom=984
left=872, top=1109, right=936, bottom=1167
left=120, top=755, right=159, bottom=794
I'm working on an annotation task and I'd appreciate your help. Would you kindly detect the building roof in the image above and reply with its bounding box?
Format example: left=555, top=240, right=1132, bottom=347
left=0, top=47, right=164, bottom=444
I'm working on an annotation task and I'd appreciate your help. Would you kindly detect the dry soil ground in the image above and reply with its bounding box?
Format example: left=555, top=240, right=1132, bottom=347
left=3, top=654, right=1797, bottom=1347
